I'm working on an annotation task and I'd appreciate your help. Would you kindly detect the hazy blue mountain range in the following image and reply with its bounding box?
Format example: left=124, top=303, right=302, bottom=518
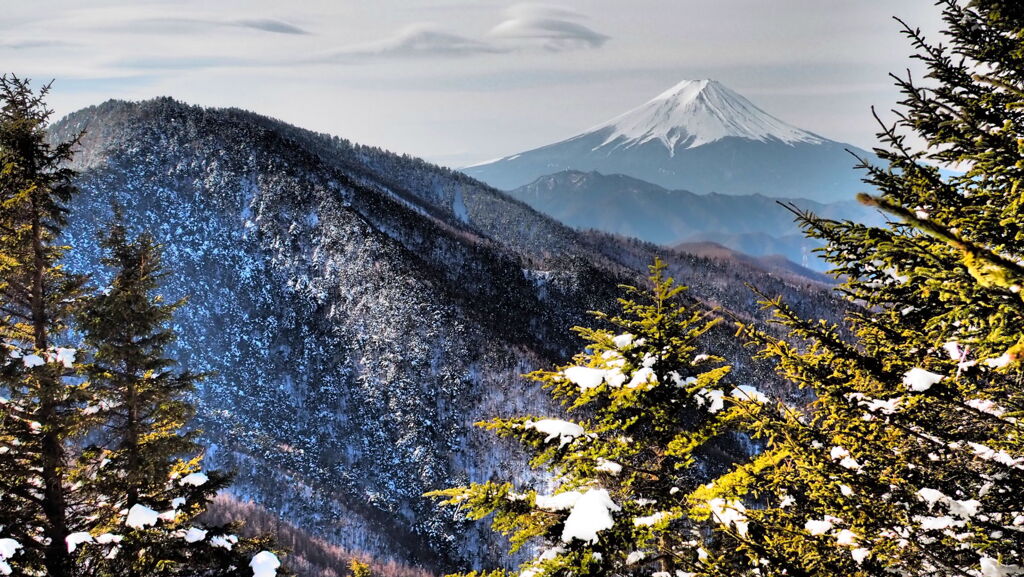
left=463, top=79, right=877, bottom=202
left=507, top=170, right=887, bottom=270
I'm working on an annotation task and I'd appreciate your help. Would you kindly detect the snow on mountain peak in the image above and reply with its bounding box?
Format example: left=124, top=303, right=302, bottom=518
left=587, top=79, right=825, bottom=153
left=652, top=78, right=715, bottom=101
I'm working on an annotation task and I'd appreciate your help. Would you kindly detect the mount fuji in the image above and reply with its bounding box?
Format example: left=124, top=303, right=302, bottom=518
left=463, top=79, right=875, bottom=202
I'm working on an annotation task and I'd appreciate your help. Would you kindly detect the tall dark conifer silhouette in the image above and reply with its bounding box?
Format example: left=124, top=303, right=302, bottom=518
left=0, top=76, right=283, bottom=577
left=80, top=216, right=214, bottom=514
left=78, top=216, right=279, bottom=576
left=0, top=74, right=89, bottom=577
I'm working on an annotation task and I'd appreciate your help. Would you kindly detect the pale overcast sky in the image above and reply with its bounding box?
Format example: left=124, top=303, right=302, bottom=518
left=4, top=1, right=944, bottom=167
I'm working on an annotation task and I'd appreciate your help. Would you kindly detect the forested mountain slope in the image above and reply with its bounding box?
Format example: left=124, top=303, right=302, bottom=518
left=49, top=98, right=843, bottom=573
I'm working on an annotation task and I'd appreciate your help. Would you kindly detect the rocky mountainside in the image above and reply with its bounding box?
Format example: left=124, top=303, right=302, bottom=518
left=507, top=170, right=886, bottom=269
left=463, top=79, right=876, bottom=202
left=49, top=98, right=844, bottom=574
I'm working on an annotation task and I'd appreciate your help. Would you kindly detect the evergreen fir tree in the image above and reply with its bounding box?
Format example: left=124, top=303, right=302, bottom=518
left=79, top=216, right=205, bottom=513
left=77, top=216, right=278, bottom=576
left=0, top=74, right=91, bottom=577
left=430, top=260, right=769, bottom=577
left=691, top=1, right=1024, bottom=575
left=0, top=76, right=285, bottom=576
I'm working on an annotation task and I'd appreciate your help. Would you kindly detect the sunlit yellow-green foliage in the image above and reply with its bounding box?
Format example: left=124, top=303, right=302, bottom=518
left=430, top=260, right=772, bottom=576
left=434, top=2, right=1024, bottom=576
left=693, top=1, right=1024, bottom=575
left=349, top=558, right=373, bottom=577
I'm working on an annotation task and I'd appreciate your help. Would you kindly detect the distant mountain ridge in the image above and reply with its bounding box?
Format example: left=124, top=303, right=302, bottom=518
left=464, top=79, right=875, bottom=202
left=507, top=170, right=885, bottom=269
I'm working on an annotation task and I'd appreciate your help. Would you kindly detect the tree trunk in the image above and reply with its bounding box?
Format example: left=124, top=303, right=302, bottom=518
left=32, top=192, right=69, bottom=577
left=126, top=373, right=140, bottom=508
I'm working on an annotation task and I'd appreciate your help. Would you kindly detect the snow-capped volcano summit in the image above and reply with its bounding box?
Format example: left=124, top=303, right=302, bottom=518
left=463, top=79, right=875, bottom=202
left=592, top=79, right=825, bottom=152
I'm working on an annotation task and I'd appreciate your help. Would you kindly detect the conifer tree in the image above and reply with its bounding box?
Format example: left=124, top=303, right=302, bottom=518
left=690, top=2, right=1024, bottom=575
left=79, top=217, right=206, bottom=512
left=0, top=76, right=285, bottom=576
left=77, top=217, right=277, bottom=576
left=430, top=261, right=770, bottom=577
left=0, top=74, right=91, bottom=577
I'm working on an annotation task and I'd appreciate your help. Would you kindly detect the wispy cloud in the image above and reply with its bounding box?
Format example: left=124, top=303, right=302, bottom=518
left=506, top=4, right=585, bottom=21
left=121, top=17, right=310, bottom=36
left=3, top=1, right=613, bottom=94
left=229, top=19, right=308, bottom=35
left=315, top=3, right=608, bottom=64
left=111, top=56, right=259, bottom=71
left=2, top=8, right=311, bottom=77
left=0, top=39, right=76, bottom=50
left=489, top=4, right=609, bottom=51
left=315, top=23, right=505, bottom=62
